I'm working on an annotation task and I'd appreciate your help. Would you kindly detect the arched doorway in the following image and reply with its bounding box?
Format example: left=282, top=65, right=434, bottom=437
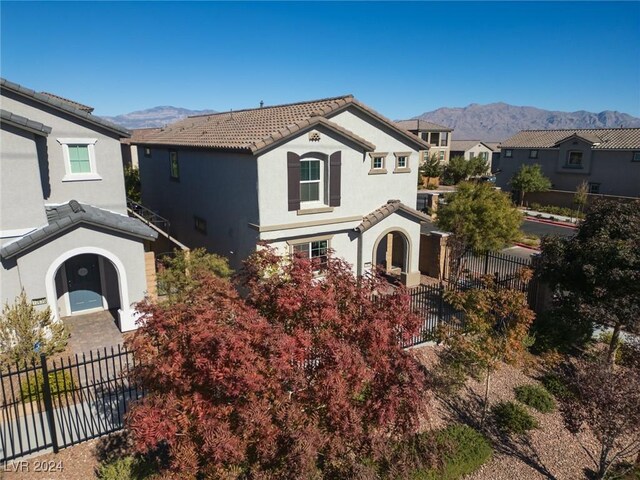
left=46, top=247, right=130, bottom=326
left=373, top=229, right=410, bottom=284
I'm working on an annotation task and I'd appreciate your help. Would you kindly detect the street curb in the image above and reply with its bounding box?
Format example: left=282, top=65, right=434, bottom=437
left=513, top=242, right=541, bottom=252
left=523, top=216, right=578, bottom=229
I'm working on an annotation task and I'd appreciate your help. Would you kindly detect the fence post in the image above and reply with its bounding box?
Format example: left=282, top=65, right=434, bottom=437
left=484, top=250, right=490, bottom=275
left=40, top=354, right=59, bottom=454
left=438, top=283, right=445, bottom=324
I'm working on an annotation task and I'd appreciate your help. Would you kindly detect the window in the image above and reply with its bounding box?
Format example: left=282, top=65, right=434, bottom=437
left=300, top=159, right=322, bottom=202
left=633, top=151, right=640, bottom=162
left=393, top=152, right=411, bottom=173
left=144, top=147, right=151, bottom=158
left=566, top=151, right=583, bottom=167
left=169, top=150, right=180, bottom=179
left=420, top=132, right=428, bottom=141
left=479, top=152, right=489, bottom=162
left=430, top=132, right=440, bottom=146
left=529, top=149, right=538, bottom=159
left=588, top=183, right=600, bottom=194
left=194, top=216, right=207, bottom=234
left=441, top=132, right=448, bottom=147
left=439, top=151, right=445, bottom=162
left=504, top=149, right=513, bottom=158
left=369, top=153, right=387, bottom=174
left=422, top=151, right=430, bottom=162
left=58, top=138, right=100, bottom=181
left=292, top=239, right=329, bottom=270
left=68, top=145, right=91, bottom=173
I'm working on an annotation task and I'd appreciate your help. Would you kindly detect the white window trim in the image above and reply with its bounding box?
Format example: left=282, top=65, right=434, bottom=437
left=287, top=235, right=333, bottom=271
left=58, top=138, right=102, bottom=182
left=300, top=158, right=324, bottom=207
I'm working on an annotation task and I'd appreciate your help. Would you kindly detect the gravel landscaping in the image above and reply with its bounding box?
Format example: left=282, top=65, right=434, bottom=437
left=2, top=345, right=634, bottom=480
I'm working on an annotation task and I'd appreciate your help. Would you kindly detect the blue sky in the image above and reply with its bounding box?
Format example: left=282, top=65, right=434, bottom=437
left=2, top=1, right=639, bottom=118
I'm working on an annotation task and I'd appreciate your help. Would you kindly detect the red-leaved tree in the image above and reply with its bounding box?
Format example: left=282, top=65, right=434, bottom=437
left=126, top=249, right=431, bottom=479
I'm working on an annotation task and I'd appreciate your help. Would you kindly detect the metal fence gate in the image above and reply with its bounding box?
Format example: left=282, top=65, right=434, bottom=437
left=1, top=346, right=143, bottom=463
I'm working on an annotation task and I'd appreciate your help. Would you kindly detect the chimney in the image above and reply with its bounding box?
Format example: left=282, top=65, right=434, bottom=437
left=260, top=100, right=264, bottom=108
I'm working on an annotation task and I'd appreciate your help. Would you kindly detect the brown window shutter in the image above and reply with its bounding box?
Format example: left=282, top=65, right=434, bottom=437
left=329, top=151, right=341, bottom=207
left=287, top=152, right=301, bottom=211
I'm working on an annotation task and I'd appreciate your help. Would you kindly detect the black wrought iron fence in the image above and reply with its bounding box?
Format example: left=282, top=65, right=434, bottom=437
left=1, top=346, right=142, bottom=464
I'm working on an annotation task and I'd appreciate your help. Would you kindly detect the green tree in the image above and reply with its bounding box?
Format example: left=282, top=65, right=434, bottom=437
left=440, top=277, right=536, bottom=426
left=509, top=164, right=552, bottom=206
left=0, top=290, right=69, bottom=366
left=442, top=155, right=470, bottom=185
left=124, top=166, right=141, bottom=203
left=436, top=182, right=522, bottom=281
left=468, top=155, right=489, bottom=178
left=156, top=248, right=233, bottom=304
left=537, top=199, right=640, bottom=364
left=420, top=152, right=443, bottom=179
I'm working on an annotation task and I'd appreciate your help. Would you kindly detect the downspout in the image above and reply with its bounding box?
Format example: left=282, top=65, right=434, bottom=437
left=356, top=229, right=363, bottom=279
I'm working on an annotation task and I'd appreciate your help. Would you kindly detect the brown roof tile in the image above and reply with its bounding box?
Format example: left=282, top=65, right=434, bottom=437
left=132, top=95, right=428, bottom=153
left=355, top=200, right=432, bottom=233
left=501, top=128, right=640, bottom=149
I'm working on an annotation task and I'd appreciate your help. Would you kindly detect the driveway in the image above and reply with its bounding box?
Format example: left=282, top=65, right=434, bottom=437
left=63, top=310, right=123, bottom=357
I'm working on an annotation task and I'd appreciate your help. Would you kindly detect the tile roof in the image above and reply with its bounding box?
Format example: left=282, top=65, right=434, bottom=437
left=121, top=127, right=163, bottom=145
left=40, top=92, right=94, bottom=113
left=355, top=200, right=433, bottom=233
left=501, top=128, right=640, bottom=149
left=0, top=78, right=130, bottom=138
left=450, top=140, right=492, bottom=152
left=1, top=109, right=52, bottom=136
left=131, top=95, right=428, bottom=154
left=395, top=119, right=453, bottom=132
left=0, top=200, right=157, bottom=259
left=484, top=142, right=501, bottom=151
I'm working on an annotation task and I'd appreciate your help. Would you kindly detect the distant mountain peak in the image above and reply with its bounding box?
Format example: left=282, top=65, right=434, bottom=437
left=102, top=106, right=217, bottom=129
left=414, top=103, right=640, bottom=141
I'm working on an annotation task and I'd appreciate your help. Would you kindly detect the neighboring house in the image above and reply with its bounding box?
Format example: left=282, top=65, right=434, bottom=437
left=449, top=140, right=493, bottom=166
left=496, top=128, right=640, bottom=197
left=395, top=119, right=453, bottom=164
left=483, top=142, right=502, bottom=173
left=0, top=78, right=157, bottom=332
left=121, top=127, right=162, bottom=169
left=134, top=95, right=432, bottom=287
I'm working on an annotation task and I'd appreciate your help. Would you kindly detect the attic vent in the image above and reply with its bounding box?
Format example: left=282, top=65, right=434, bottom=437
left=309, top=132, right=321, bottom=142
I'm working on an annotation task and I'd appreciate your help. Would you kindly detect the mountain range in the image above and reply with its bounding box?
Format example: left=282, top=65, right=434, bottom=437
left=102, top=103, right=640, bottom=141
left=412, top=103, right=640, bottom=141
left=102, top=106, right=216, bottom=129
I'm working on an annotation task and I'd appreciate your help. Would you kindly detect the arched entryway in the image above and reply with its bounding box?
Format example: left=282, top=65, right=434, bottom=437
left=45, top=247, right=130, bottom=327
left=373, top=229, right=411, bottom=284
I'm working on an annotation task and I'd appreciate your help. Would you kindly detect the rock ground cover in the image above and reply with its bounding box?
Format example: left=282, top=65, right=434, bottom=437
left=3, top=345, right=634, bottom=480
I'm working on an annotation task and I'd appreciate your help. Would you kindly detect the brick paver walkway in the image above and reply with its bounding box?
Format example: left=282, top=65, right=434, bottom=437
left=63, top=310, right=123, bottom=357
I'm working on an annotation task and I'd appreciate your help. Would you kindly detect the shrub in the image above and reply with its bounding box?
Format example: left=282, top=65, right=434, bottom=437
left=0, top=291, right=69, bottom=367
left=514, top=384, right=555, bottom=413
left=492, top=401, right=538, bottom=434
left=20, top=370, right=74, bottom=403
left=382, top=424, right=492, bottom=480
left=426, top=182, right=439, bottom=190
left=540, top=372, right=573, bottom=400
left=96, top=455, right=156, bottom=480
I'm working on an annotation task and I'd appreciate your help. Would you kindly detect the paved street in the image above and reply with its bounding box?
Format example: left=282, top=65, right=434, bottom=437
left=521, top=218, right=577, bottom=239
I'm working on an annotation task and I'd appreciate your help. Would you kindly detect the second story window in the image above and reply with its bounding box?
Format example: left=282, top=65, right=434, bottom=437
left=58, top=138, right=100, bottom=181
left=169, top=150, right=180, bottom=180
left=300, top=159, right=322, bottom=202
left=504, top=149, right=513, bottom=158
left=633, top=151, right=640, bottom=162
left=144, top=147, right=151, bottom=158
left=430, top=132, right=440, bottom=146
left=441, top=132, right=448, bottom=147
left=566, top=151, right=583, bottom=168
left=529, top=149, right=538, bottom=159
left=393, top=152, right=411, bottom=173
left=369, top=153, right=387, bottom=174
